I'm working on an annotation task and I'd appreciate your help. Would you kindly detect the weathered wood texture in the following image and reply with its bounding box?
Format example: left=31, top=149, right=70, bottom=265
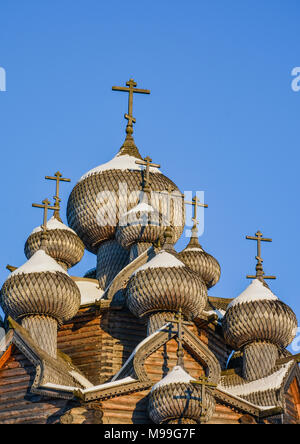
left=57, top=307, right=147, bottom=385
left=0, top=306, right=299, bottom=424
left=0, top=350, right=69, bottom=424
left=282, top=378, right=300, bottom=424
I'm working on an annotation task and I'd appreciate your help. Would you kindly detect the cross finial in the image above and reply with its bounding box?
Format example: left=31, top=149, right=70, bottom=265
left=246, top=230, right=276, bottom=282
left=32, top=199, right=57, bottom=232
left=45, top=171, right=71, bottom=221
left=185, top=195, right=208, bottom=228
left=135, top=156, right=160, bottom=193
left=167, top=308, right=192, bottom=368
left=112, top=79, right=150, bottom=135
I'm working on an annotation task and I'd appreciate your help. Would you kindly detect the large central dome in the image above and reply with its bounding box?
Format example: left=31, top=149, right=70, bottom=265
left=67, top=132, right=185, bottom=253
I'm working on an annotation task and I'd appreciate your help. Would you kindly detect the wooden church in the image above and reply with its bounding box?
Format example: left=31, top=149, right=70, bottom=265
left=0, top=79, right=299, bottom=424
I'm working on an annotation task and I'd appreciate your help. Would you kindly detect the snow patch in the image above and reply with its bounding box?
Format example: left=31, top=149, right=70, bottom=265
left=228, top=279, right=278, bottom=309
left=151, top=366, right=195, bottom=392
left=81, top=376, right=136, bottom=394
left=132, top=251, right=185, bottom=275
left=219, top=362, right=293, bottom=397
left=10, top=250, right=67, bottom=277
left=80, top=154, right=162, bottom=181
left=75, top=280, right=104, bottom=306
left=31, top=216, right=76, bottom=235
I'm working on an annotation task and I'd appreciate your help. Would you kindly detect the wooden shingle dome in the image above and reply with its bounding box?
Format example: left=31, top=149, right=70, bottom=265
left=126, top=232, right=207, bottom=332
left=1, top=250, right=81, bottom=357
left=25, top=216, right=85, bottom=270
left=66, top=134, right=185, bottom=253
left=148, top=366, right=215, bottom=424
left=222, top=279, right=297, bottom=350
left=179, top=228, right=221, bottom=289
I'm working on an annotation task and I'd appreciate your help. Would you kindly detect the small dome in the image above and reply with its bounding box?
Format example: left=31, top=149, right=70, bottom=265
left=179, top=234, right=221, bottom=289
left=25, top=216, right=85, bottom=269
left=115, top=202, right=167, bottom=249
left=222, top=279, right=297, bottom=350
left=148, top=366, right=215, bottom=424
left=126, top=246, right=207, bottom=320
left=1, top=250, right=81, bottom=323
left=67, top=136, right=185, bottom=253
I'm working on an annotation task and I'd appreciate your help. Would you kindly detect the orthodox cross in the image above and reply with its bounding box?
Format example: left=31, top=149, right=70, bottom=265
left=191, top=376, right=217, bottom=418
left=159, top=185, right=178, bottom=233
left=135, top=156, right=160, bottom=193
left=167, top=308, right=192, bottom=367
left=32, top=199, right=57, bottom=232
left=185, top=195, right=208, bottom=227
left=246, top=230, right=276, bottom=281
left=112, top=79, right=150, bottom=129
left=45, top=171, right=71, bottom=220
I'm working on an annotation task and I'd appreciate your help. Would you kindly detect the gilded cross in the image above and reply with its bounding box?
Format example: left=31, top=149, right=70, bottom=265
left=185, top=195, right=208, bottom=226
left=112, top=79, right=150, bottom=129
left=167, top=308, right=192, bottom=367
left=32, top=199, right=57, bottom=232
left=246, top=230, right=276, bottom=281
left=45, top=171, right=71, bottom=220
left=135, top=156, right=160, bottom=192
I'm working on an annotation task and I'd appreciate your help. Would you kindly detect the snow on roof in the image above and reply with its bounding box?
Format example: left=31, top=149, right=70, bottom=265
left=42, top=382, right=78, bottom=392
left=79, top=376, right=136, bottom=394
left=183, top=247, right=204, bottom=253
left=219, top=362, right=293, bottom=397
left=203, top=308, right=226, bottom=321
left=216, top=387, right=276, bottom=412
left=132, top=251, right=185, bottom=276
left=227, top=279, right=278, bottom=309
left=111, top=323, right=171, bottom=382
left=151, top=366, right=195, bottom=392
left=122, top=202, right=155, bottom=217
left=79, top=154, right=162, bottom=181
left=30, top=216, right=76, bottom=235
left=10, top=250, right=68, bottom=277
left=75, top=280, right=104, bottom=306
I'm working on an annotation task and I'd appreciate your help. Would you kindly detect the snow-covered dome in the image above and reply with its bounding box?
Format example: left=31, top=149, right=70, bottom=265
left=222, top=279, right=297, bottom=350
left=66, top=134, right=185, bottom=253
left=179, top=230, right=221, bottom=289
left=126, top=238, right=207, bottom=323
left=25, top=216, right=85, bottom=270
left=148, top=365, right=215, bottom=424
left=115, top=201, right=167, bottom=250
left=1, top=250, right=81, bottom=323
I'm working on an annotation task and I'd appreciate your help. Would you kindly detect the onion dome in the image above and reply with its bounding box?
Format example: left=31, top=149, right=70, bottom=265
left=115, top=201, right=167, bottom=250
left=222, top=279, right=297, bottom=350
left=0, top=249, right=81, bottom=357
left=25, top=215, right=85, bottom=270
left=67, top=79, right=185, bottom=254
left=179, top=224, right=221, bottom=289
left=126, top=230, right=207, bottom=332
left=148, top=366, right=215, bottom=424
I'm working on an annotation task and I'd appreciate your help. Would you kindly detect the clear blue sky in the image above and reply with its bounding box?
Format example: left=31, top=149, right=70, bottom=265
left=0, top=0, right=299, bottom=323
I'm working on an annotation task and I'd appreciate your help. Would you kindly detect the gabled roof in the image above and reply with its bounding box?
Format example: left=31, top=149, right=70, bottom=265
left=0, top=317, right=93, bottom=400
